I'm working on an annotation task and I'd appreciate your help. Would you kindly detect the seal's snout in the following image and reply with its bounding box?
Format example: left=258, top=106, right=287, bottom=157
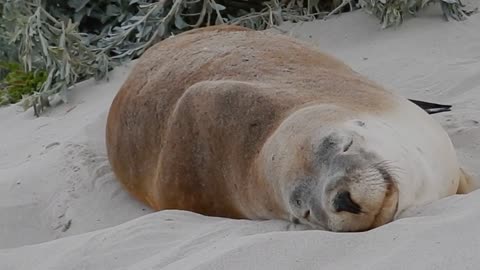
left=333, top=191, right=361, bottom=214
left=319, top=158, right=400, bottom=232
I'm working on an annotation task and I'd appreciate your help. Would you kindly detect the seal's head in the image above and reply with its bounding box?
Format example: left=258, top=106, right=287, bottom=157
left=263, top=107, right=400, bottom=232
left=286, top=129, right=399, bottom=232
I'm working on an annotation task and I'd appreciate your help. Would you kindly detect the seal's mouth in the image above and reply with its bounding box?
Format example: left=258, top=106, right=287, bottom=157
left=368, top=163, right=399, bottom=230
left=290, top=215, right=327, bottom=231
left=291, top=210, right=312, bottom=224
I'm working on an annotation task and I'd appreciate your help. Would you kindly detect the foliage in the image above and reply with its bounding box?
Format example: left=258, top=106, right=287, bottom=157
left=2, top=0, right=111, bottom=113
left=359, top=0, right=478, bottom=28
left=0, top=0, right=477, bottom=116
left=0, top=0, right=302, bottom=115
left=0, top=2, right=18, bottom=79
left=0, top=62, right=47, bottom=105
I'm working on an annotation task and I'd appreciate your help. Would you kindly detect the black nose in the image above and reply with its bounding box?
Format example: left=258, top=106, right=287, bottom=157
left=333, top=191, right=361, bottom=214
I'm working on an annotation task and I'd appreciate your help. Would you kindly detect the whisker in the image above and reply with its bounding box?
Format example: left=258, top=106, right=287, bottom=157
left=374, top=160, right=405, bottom=175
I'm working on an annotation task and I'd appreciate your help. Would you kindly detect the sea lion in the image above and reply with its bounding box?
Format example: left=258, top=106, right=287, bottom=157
left=105, top=25, right=476, bottom=232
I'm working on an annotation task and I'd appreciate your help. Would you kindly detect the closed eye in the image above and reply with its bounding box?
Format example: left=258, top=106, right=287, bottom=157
left=343, top=139, right=353, bottom=152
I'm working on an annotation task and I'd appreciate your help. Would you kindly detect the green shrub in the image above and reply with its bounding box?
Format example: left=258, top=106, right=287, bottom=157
left=0, top=62, right=47, bottom=104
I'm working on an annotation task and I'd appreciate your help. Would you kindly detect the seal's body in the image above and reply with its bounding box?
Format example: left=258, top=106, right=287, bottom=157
left=106, top=25, right=475, bottom=232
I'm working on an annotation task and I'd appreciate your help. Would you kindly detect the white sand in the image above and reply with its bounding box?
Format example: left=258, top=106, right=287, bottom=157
left=1, top=4, right=480, bottom=269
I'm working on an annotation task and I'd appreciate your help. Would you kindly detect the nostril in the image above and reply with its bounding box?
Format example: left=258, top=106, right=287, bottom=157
left=333, top=191, right=362, bottom=214
left=303, top=210, right=311, bottom=220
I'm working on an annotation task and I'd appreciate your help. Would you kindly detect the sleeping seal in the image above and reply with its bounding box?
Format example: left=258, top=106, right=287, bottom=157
left=105, top=25, right=476, bottom=232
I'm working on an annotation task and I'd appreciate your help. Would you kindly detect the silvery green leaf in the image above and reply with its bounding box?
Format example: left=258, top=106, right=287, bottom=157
left=67, top=0, right=90, bottom=12
left=118, top=13, right=127, bottom=22
left=59, top=29, right=66, bottom=48
left=129, top=16, right=144, bottom=21
left=86, top=6, right=93, bottom=16
left=144, top=25, right=153, bottom=36
left=421, top=0, right=432, bottom=8
left=210, top=2, right=226, bottom=10
left=139, top=3, right=155, bottom=9
left=39, top=33, right=49, bottom=58
left=65, top=61, right=71, bottom=81
left=407, top=0, right=417, bottom=9
left=442, top=0, right=458, bottom=4
left=106, top=4, right=122, bottom=16
left=174, top=14, right=189, bottom=29
left=130, top=0, right=140, bottom=5
left=157, top=23, right=166, bottom=37
left=215, top=16, right=225, bottom=25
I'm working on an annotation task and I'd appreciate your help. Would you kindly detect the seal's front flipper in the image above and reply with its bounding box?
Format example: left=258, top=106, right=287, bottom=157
left=408, top=99, right=452, bottom=114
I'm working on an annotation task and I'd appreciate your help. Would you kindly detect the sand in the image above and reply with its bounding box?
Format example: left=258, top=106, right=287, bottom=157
left=1, top=4, right=480, bottom=269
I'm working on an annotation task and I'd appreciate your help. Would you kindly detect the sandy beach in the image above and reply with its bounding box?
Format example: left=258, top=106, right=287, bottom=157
left=1, top=4, right=480, bottom=269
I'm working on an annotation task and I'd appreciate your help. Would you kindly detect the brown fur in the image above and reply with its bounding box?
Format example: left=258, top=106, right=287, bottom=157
left=105, top=25, right=400, bottom=221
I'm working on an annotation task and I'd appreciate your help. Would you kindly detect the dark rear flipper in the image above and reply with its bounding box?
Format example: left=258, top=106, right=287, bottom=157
left=408, top=99, right=452, bottom=114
